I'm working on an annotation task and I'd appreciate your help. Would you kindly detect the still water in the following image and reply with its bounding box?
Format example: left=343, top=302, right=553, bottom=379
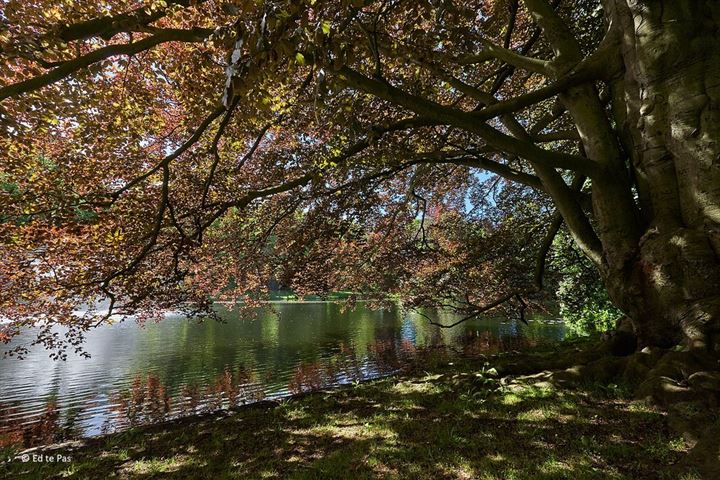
left=0, top=303, right=564, bottom=446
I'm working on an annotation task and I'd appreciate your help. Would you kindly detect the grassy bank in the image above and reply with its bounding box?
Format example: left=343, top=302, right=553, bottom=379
left=2, top=348, right=700, bottom=480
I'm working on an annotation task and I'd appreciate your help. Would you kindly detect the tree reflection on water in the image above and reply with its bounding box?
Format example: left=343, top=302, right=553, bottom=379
left=1, top=332, right=545, bottom=450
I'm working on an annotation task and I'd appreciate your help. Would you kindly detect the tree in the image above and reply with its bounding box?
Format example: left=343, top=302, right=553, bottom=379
left=1, top=0, right=718, bottom=357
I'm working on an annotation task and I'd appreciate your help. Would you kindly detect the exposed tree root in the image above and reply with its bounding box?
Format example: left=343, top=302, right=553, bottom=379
left=489, top=340, right=720, bottom=478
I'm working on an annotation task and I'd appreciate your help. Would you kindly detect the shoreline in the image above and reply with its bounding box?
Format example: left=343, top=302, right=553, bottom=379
left=3, top=339, right=709, bottom=479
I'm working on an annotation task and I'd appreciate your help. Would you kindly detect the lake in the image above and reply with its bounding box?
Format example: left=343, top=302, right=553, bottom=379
left=0, top=303, right=565, bottom=447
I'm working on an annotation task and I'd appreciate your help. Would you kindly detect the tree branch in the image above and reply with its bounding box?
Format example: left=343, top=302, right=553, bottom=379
left=55, top=0, right=207, bottom=42
left=1, top=28, right=212, bottom=102
left=107, top=105, right=225, bottom=202
left=419, top=176, right=583, bottom=329
left=534, top=130, right=579, bottom=142
left=201, top=100, right=240, bottom=207
left=337, top=66, right=598, bottom=176
left=456, top=37, right=551, bottom=75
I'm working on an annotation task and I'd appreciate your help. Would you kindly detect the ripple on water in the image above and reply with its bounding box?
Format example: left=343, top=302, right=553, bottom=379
left=0, top=304, right=564, bottom=447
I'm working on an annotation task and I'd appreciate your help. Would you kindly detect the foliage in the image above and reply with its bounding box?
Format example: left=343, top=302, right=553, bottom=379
left=551, top=230, right=620, bottom=336
left=558, top=279, right=618, bottom=337
left=2, top=0, right=711, bottom=353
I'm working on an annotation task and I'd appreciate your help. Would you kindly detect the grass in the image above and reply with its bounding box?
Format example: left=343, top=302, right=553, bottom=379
left=1, top=355, right=696, bottom=480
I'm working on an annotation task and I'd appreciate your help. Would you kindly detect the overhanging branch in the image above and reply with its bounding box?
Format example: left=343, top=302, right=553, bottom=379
left=337, top=66, right=598, bottom=177
left=456, top=37, right=551, bottom=75
left=0, top=28, right=212, bottom=102
left=56, top=0, right=208, bottom=42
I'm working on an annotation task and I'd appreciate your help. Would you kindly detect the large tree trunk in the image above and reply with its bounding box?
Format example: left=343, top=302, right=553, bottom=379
left=601, top=0, right=720, bottom=350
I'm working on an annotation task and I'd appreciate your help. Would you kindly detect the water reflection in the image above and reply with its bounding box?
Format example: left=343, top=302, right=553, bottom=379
left=0, top=303, right=564, bottom=448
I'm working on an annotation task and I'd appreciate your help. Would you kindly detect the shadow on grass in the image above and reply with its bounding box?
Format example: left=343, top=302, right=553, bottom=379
left=2, top=367, right=695, bottom=480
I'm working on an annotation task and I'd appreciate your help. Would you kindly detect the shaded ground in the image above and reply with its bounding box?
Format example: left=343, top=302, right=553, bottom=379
left=1, top=348, right=706, bottom=480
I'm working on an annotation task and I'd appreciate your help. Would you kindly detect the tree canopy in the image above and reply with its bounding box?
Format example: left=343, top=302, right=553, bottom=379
left=2, top=0, right=719, bottom=356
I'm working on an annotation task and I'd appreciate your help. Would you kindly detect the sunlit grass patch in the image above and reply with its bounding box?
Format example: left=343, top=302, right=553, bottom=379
left=643, top=435, right=688, bottom=463
left=515, top=407, right=548, bottom=422
left=124, top=454, right=197, bottom=475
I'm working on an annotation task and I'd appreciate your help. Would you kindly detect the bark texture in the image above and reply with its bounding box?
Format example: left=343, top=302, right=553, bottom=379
left=601, top=0, right=720, bottom=349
